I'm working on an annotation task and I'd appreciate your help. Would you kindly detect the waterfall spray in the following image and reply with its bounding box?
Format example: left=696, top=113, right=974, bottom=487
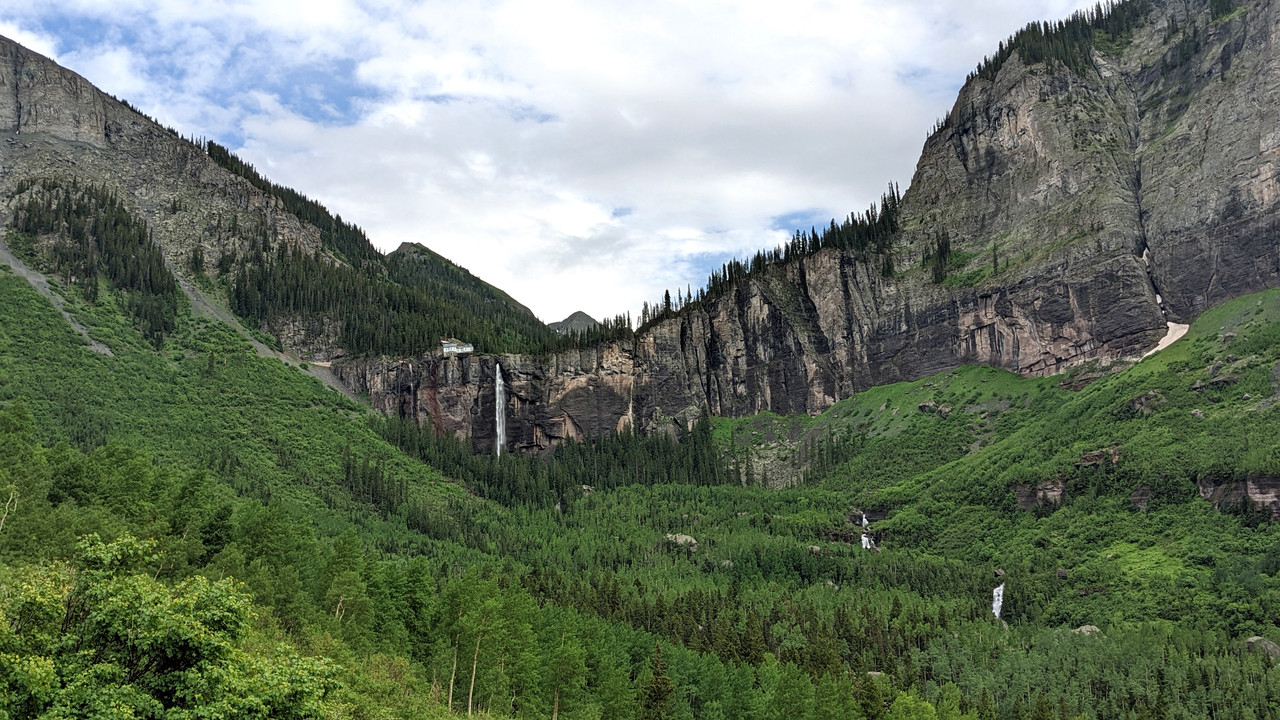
left=495, top=364, right=506, bottom=457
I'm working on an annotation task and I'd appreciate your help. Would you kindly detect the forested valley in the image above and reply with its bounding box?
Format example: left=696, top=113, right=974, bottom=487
left=3, top=175, right=1280, bottom=719
left=2, top=0, right=1278, bottom=713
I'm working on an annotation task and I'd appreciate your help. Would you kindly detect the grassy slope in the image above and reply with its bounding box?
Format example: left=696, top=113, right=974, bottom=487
left=0, top=264, right=471, bottom=551
left=5, top=256, right=1280, bottom=718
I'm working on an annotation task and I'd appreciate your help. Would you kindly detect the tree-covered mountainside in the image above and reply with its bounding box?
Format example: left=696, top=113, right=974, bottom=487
left=5, top=207, right=1280, bottom=718
left=8, top=179, right=179, bottom=348
left=202, top=144, right=633, bottom=357
left=2, top=0, right=1280, bottom=716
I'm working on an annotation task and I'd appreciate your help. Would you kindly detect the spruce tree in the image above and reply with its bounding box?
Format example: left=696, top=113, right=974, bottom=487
left=639, top=644, right=675, bottom=720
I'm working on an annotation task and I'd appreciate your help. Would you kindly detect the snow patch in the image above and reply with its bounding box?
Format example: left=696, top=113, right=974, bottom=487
left=1142, top=322, right=1190, bottom=359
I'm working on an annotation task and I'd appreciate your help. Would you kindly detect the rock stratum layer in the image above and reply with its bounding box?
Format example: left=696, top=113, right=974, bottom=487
left=338, top=0, right=1280, bottom=453
left=1, top=0, right=1277, bottom=454
left=0, top=39, right=326, bottom=267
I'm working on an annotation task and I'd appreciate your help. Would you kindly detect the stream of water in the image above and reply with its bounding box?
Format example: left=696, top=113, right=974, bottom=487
left=495, top=364, right=506, bottom=456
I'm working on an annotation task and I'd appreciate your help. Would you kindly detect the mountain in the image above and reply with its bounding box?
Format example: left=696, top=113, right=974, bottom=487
left=549, top=310, right=600, bottom=334
left=4, top=4, right=1280, bottom=718
left=341, top=0, right=1280, bottom=452
left=6, top=1, right=1272, bottom=457
left=0, top=34, right=588, bottom=361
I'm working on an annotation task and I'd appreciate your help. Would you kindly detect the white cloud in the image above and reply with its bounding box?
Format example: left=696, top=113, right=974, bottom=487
left=0, top=0, right=1099, bottom=323
left=0, top=20, right=58, bottom=59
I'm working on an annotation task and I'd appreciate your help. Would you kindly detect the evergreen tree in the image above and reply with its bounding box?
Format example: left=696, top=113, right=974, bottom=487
left=638, top=644, right=675, bottom=720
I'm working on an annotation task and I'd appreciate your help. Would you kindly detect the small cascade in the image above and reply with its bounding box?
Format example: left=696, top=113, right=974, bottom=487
left=495, top=363, right=506, bottom=457
left=992, top=583, right=1005, bottom=619
left=408, top=363, right=415, bottom=417
left=860, top=513, right=874, bottom=550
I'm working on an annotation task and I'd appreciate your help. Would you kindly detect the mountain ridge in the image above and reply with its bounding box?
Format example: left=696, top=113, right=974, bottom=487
left=1, top=0, right=1276, bottom=455
left=341, top=0, right=1280, bottom=452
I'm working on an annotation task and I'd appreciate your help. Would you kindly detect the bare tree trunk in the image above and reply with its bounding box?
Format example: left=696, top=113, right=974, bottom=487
left=552, top=686, right=560, bottom=720
left=0, top=488, right=17, bottom=533
left=468, top=630, right=485, bottom=716
left=448, top=641, right=458, bottom=712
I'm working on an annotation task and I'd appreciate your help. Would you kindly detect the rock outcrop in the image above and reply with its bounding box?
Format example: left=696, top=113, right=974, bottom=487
left=1197, top=474, right=1280, bottom=518
left=3, top=0, right=1279, bottom=453
left=0, top=35, right=326, bottom=295
left=340, top=0, right=1280, bottom=451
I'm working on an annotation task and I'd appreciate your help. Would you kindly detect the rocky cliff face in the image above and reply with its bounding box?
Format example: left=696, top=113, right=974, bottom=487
left=339, top=0, right=1280, bottom=452
left=2, top=1, right=1276, bottom=454
left=337, top=0, right=1280, bottom=448
left=0, top=36, right=329, bottom=295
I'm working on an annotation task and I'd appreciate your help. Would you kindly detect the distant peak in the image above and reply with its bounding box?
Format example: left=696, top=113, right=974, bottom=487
left=392, top=241, right=429, bottom=255
left=548, top=311, right=599, bottom=334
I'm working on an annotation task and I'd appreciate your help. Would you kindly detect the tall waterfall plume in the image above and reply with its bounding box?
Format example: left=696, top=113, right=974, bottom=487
left=495, top=363, right=506, bottom=456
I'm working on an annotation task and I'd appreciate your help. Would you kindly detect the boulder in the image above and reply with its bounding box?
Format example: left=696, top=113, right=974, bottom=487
left=1246, top=636, right=1280, bottom=659
left=664, top=534, right=698, bottom=551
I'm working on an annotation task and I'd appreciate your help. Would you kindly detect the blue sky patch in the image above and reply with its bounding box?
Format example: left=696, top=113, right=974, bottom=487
left=268, top=58, right=378, bottom=125
left=685, top=250, right=744, bottom=284
left=769, top=208, right=831, bottom=234
left=506, top=102, right=558, bottom=124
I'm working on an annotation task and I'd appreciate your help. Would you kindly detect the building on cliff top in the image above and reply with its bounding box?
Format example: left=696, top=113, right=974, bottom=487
left=441, top=338, right=474, bottom=356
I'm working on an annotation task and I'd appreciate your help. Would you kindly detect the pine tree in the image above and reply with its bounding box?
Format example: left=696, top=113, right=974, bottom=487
left=639, top=644, right=675, bottom=720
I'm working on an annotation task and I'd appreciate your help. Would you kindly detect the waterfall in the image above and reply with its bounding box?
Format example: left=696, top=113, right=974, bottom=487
left=495, top=363, right=506, bottom=457
left=860, top=513, right=873, bottom=550
left=408, top=363, right=415, bottom=417
left=992, top=583, right=1005, bottom=619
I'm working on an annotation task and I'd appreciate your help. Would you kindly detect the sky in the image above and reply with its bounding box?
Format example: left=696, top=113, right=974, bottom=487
left=0, top=0, right=1096, bottom=324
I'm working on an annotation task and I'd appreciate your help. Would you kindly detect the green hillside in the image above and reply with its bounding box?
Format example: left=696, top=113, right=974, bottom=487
left=4, top=211, right=1280, bottom=718
left=203, top=145, right=631, bottom=356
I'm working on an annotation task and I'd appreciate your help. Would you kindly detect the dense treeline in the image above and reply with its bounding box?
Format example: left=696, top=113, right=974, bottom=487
left=8, top=178, right=178, bottom=347
left=638, top=184, right=902, bottom=330
left=968, top=0, right=1151, bottom=84
left=230, top=242, right=542, bottom=356
left=205, top=140, right=382, bottom=267
left=229, top=241, right=634, bottom=357
left=378, top=412, right=730, bottom=509
left=204, top=146, right=634, bottom=357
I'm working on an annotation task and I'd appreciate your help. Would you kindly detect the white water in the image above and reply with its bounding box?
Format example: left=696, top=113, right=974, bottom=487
left=860, top=513, right=873, bottom=550
left=495, top=364, right=506, bottom=456
left=992, top=583, right=1005, bottom=619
